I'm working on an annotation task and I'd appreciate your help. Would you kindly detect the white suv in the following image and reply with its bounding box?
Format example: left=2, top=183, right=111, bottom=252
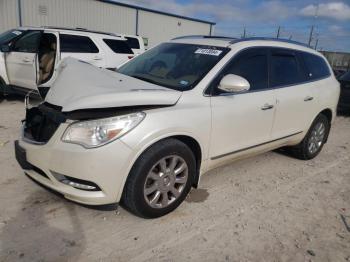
left=0, top=27, right=134, bottom=96
left=15, top=36, right=340, bottom=218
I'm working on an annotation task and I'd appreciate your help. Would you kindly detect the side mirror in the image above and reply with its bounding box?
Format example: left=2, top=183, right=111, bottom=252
left=218, top=74, right=250, bottom=93
left=0, top=44, right=10, bottom=53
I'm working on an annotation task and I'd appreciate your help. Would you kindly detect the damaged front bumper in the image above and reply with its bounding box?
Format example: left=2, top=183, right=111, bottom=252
left=15, top=105, right=135, bottom=205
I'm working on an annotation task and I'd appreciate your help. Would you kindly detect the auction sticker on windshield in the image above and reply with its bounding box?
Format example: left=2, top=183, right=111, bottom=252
left=195, top=48, right=223, bottom=56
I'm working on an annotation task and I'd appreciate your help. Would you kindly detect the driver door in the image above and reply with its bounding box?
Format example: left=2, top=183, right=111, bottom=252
left=5, top=30, right=42, bottom=90
left=209, top=47, right=276, bottom=162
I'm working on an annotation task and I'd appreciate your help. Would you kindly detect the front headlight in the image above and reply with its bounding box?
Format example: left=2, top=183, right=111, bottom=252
left=62, top=112, right=145, bottom=148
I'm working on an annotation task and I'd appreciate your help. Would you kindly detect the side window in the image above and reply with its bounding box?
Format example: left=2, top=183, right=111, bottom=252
left=270, top=50, right=304, bottom=87
left=222, top=48, right=268, bottom=91
left=103, top=39, right=133, bottom=54
left=12, top=31, right=41, bottom=53
left=60, top=34, right=99, bottom=53
left=125, top=37, right=140, bottom=49
left=301, top=52, right=330, bottom=80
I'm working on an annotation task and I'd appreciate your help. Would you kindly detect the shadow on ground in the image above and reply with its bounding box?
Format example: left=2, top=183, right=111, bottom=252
left=0, top=190, right=86, bottom=261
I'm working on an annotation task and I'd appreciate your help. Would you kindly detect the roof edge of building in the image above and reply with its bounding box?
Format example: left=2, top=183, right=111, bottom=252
left=97, top=0, right=216, bottom=25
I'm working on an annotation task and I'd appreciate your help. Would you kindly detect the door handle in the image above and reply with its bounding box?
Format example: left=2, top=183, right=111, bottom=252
left=93, top=56, right=102, bottom=61
left=22, top=58, right=31, bottom=63
left=304, top=96, right=314, bottom=102
left=261, top=104, right=274, bottom=110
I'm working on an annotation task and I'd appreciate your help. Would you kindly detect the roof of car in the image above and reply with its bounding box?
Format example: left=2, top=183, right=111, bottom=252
left=18, top=26, right=124, bottom=38
left=171, top=35, right=317, bottom=53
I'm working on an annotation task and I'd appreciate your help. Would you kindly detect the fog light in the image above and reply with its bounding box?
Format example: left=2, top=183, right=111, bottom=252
left=61, top=179, right=97, bottom=190
left=51, top=171, right=101, bottom=191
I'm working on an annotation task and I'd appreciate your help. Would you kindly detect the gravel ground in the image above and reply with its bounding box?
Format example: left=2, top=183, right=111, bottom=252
left=0, top=96, right=349, bottom=262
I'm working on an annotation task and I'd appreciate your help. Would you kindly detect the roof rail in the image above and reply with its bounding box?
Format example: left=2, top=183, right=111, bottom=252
left=44, top=26, right=117, bottom=36
left=230, top=37, right=310, bottom=48
left=172, top=35, right=237, bottom=41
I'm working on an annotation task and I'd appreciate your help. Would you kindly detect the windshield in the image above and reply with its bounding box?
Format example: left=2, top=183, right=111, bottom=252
left=339, top=71, right=350, bottom=81
left=0, top=29, right=24, bottom=45
left=118, top=43, right=229, bottom=91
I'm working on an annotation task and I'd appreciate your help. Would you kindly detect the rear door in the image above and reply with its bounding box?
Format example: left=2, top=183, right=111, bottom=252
left=269, top=48, right=316, bottom=139
left=59, top=33, right=105, bottom=68
left=5, top=30, right=42, bottom=90
left=209, top=47, right=276, bottom=161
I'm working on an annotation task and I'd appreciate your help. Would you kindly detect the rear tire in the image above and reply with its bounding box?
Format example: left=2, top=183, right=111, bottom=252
left=291, top=114, right=330, bottom=160
left=121, top=138, right=196, bottom=218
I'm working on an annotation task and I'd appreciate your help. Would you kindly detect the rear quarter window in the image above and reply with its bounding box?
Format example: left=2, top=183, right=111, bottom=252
left=301, top=52, right=330, bottom=80
left=103, top=39, right=133, bottom=54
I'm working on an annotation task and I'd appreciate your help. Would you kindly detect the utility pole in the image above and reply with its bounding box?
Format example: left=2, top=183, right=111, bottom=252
left=314, top=38, right=319, bottom=50
left=242, top=27, right=246, bottom=38
left=308, top=25, right=314, bottom=46
left=276, top=26, right=281, bottom=38
left=308, top=3, right=319, bottom=47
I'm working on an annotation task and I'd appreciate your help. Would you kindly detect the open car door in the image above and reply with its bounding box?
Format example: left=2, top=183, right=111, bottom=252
left=5, top=30, right=42, bottom=91
left=36, top=30, right=60, bottom=98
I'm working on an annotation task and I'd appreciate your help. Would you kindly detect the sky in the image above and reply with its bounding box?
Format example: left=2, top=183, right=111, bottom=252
left=116, top=0, right=350, bottom=52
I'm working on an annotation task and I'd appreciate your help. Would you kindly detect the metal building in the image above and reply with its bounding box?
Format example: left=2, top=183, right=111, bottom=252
left=320, top=51, right=350, bottom=71
left=0, top=0, right=215, bottom=47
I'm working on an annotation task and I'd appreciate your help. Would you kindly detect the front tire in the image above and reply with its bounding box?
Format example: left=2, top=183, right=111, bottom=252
left=122, top=139, right=196, bottom=218
left=291, top=114, right=330, bottom=160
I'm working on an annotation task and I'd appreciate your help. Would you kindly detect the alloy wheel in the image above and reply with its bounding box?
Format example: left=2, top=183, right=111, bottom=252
left=308, top=122, right=326, bottom=154
left=143, top=155, right=188, bottom=209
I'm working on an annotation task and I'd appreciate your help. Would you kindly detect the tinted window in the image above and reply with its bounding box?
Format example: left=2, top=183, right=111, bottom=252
left=223, top=48, right=268, bottom=91
left=60, top=34, right=99, bottom=53
left=270, top=50, right=304, bottom=87
left=125, top=37, right=140, bottom=49
left=103, top=39, right=133, bottom=54
left=0, top=29, right=24, bottom=45
left=302, top=52, right=330, bottom=80
left=12, top=31, right=41, bottom=53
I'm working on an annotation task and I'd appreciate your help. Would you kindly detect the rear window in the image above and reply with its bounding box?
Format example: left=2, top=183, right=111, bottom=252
left=125, top=37, right=140, bottom=49
left=301, top=52, right=330, bottom=80
left=103, top=39, right=133, bottom=54
left=60, top=34, right=99, bottom=53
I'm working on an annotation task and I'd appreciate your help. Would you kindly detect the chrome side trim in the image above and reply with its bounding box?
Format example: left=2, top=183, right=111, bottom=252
left=211, top=131, right=303, bottom=160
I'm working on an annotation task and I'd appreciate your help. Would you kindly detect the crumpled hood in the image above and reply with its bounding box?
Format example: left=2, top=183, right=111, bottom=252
left=45, top=58, right=182, bottom=112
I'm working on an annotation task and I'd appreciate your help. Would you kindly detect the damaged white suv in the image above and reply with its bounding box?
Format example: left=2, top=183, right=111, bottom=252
left=15, top=36, right=340, bottom=218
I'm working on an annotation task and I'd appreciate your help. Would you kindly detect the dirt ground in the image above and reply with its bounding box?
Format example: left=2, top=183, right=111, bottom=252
left=0, top=96, right=349, bottom=262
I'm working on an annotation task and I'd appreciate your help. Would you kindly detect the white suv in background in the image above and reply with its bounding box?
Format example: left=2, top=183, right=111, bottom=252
left=0, top=27, right=134, bottom=96
left=15, top=36, right=340, bottom=218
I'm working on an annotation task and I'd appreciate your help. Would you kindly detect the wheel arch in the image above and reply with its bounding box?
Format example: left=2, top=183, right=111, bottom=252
left=319, top=108, right=332, bottom=123
left=117, top=133, right=204, bottom=202
left=170, top=135, right=202, bottom=188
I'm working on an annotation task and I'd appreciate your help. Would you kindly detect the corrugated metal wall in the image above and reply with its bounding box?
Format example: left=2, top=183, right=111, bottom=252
left=0, top=0, right=212, bottom=47
left=0, top=0, right=19, bottom=33
left=20, top=0, right=136, bottom=35
left=138, top=10, right=211, bottom=47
